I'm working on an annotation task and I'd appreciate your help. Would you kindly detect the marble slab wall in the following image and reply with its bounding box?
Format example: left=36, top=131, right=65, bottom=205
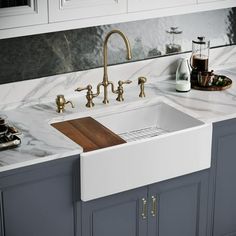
left=0, top=7, right=235, bottom=85
left=0, top=45, right=235, bottom=110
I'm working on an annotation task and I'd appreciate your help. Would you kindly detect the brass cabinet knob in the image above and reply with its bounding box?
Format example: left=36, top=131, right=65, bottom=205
left=138, top=76, right=147, bottom=98
left=56, top=95, right=74, bottom=113
left=75, top=84, right=95, bottom=108
left=116, top=80, right=132, bottom=102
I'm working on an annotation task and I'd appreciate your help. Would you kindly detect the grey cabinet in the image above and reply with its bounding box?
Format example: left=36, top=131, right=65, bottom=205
left=81, top=170, right=209, bottom=236
left=208, top=118, right=236, bottom=236
left=149, top=171, right=209, bottom=236
left=81, top=187, right=148, bottom=236
left=0, top=192, right=3, bottom=236
left=0, top=154, right=210, bottom=236
left=0, top=156, right=79, bottom=236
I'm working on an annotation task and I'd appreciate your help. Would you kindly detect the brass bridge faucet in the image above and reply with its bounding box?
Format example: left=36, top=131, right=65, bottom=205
left=75, top=29, right=132, bottom=107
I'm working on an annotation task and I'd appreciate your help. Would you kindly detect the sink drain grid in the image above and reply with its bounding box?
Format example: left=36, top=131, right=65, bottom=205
left=119, top=126, right=168, bottom=142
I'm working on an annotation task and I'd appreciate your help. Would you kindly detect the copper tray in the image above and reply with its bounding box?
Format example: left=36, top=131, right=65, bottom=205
left=191, top=75, right=232, bottom=91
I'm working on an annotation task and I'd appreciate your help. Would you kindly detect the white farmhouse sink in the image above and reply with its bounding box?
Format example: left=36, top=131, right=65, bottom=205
left=80, top=99, right=212, bottom=201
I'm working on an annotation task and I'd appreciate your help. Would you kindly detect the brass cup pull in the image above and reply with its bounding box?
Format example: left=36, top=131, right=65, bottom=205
left=151, top=196, right=157, bottom=217
left=141, top=198, right=147, bottom=220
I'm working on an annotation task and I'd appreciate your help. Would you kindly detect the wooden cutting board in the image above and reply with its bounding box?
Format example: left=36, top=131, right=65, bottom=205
left=51, top=117, right=126, bottom=152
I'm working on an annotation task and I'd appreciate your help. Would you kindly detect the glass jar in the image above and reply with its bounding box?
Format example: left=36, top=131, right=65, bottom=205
left=166, top=27, right=182, bottom=54
left=191, top=36, right=210, bottom=72
left=176, top=57, right=191, bottom=92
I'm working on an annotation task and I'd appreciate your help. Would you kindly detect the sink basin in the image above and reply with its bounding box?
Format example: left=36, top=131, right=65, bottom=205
left=94, top=102, right=204, bottom=142
left=63, top=99, right=212, bottom=201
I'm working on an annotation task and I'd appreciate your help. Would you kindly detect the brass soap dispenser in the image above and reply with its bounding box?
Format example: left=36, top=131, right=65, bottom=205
left=56, top=95, right=74, bottom=113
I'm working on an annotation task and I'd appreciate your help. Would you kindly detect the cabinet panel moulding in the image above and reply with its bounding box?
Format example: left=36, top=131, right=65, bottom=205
left=60, top=0, right=119, bottom=9
left=0, top=0, right=48, bottom=30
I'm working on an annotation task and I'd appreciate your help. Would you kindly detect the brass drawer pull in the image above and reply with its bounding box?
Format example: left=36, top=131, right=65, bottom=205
left=141, top=198, right=147, bottom=220
left=151, top=196, right=157, bottom=217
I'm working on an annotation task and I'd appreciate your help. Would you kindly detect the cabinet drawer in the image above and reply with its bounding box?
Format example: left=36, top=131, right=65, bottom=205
left=49, top=0, right=127, bottom=23
left=128, top=0, right=196, bottom=12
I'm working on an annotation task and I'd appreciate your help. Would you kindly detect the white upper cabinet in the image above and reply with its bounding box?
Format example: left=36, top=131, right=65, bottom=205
left=0, top=0, right=236, bottom=39
left=0, top=0, right=48, bottom=30
left=49, top=0, right=127, bottom=23
left=128, top=0, right=196, bottom=12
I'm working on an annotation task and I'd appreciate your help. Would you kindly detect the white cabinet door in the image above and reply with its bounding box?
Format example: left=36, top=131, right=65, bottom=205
left=49, top=0, right=127, bottom=23
left=128, top=0, right=196, bottom=12
left=0, top=0, right=48, bottom=30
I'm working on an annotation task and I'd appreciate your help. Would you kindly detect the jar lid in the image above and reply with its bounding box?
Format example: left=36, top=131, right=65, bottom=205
left=192, top=36, right=209, bottom=44
left=166, top=27, right=182, bottom=34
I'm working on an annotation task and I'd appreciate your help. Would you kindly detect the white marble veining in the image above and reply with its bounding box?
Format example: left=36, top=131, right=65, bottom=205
left=1, top=45, right=236, bottom=172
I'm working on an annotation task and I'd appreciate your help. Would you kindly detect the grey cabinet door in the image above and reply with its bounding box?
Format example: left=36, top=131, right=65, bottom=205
left=0, top=192, right=3, bottom=236
left=81, top=187, right=148, bottom=236
left=209, top=119, right=236, bottom=236
left=0, top=157, right=78, bottom=236
left=148, top=171, right=209, bottom=236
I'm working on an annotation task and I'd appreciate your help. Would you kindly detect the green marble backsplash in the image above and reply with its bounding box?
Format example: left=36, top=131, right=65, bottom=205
left=0, top=7, right=235, bottom=85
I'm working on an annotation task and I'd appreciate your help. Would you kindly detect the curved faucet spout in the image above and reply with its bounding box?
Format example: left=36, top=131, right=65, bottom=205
left=104, top=29, right=132, bottom=73
left=102, top=29, right=132, bottom=104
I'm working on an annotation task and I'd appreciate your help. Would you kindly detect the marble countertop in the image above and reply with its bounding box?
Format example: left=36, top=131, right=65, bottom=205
left=1, top=66, right=236, bottom=172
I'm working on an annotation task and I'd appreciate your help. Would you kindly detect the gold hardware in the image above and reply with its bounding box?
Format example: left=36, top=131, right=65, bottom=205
left=138, top=76, right=147, bottom=98
left=102, top=29, right=132, bottom=104
left=151, top=195, right=157, bottom=217
left=75, top=85, right=96, bottom=108
left=141, top=198, right=147, bottom=220
left=75, top=30, right=132, bottom=107
left=116, top=80, right=132, bottom=102
left=55, top=95, right=74, bottom=113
